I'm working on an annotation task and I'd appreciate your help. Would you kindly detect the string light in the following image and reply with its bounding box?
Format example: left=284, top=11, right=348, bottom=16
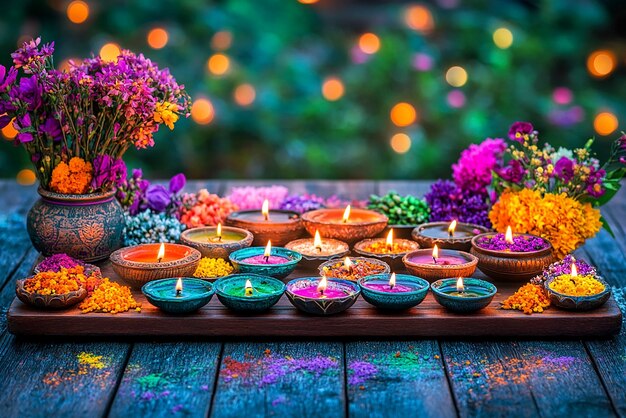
left=493, top=27, right=513, bottom=49
left=404, top=5, right=434, bottom=33
left=16, top=169, right=36, bottom=186
left=2, top=120, right=17, bottom=140
left=66, top=0, right=89, bottom=24
left=322, top=77, right=345, bottom=101
left=593, top=112, right=618, bottom=136
left=99, top=43, right=121, bottom=62
left=207, top=53, right=230, bottom=75
left=358, top=33, right=380, bottom=54
left=587, top=50, right=616, bottom=78
left=390, top=133, right=412, bottom=154
left=390, top=102, right=417, bottom=127
left=234, top=84, right=256, bottom=107
left=445, top=66, right=468, bottom=87
left=191, top=98, right=215, bottom=125
left=211, top=31, right=233, bottom=51
left=147, top=28, right=169, bottom=49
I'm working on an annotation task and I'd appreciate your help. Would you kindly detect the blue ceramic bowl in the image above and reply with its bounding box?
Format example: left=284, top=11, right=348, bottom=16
left=229, top=247, right=302, bottom=279
left=215, top=274, right=285, bottom=312
left=285, top=277, right=360, bottom=315
left=430, top=278, right=496, bottom=313
left=142, top=278, right=214, bottom=314
left=544, top=275, right=611, bottom=311
left=358, top=274, right=430, bottom=310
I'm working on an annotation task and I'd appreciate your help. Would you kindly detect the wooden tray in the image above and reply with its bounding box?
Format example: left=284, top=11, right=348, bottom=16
left=7, top=261, right=623, bottom=337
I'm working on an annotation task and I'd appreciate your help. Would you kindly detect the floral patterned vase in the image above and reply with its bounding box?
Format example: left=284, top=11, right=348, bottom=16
left=27, top=188, right=124, bottom=262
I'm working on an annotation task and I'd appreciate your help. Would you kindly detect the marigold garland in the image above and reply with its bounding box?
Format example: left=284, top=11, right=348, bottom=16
left=50, top=157, right=93, bottom=194
left=489, top=189, right=601, bottom=259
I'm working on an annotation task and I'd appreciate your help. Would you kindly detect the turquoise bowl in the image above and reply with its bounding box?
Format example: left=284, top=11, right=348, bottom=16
left=229, top=247, right=302, bottom=279
left=358, top=274, right=430, bottom=310
left=142, top=278, right=214, bottom=314
left=430, top=278, right=496, bottom=313
left=544, top=275, right=611, bottom=311
left=215, top=274, right=285, bottom=312
left=285, top=277, right=360, bottom=315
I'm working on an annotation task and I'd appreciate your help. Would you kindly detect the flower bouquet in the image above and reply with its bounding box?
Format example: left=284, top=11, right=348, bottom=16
left=0, top=38, right=190, bottom=260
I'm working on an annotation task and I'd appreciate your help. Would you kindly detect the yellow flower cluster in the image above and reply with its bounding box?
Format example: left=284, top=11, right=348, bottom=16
left=50, top=157, right=93, bottom=194
left=193, top=257, right=234, bottom=278
left=549, top=274, right=605, bottom=296
left=153, top=101, right=180, bottom=130
left=79, top=278, right=141, bottom=314
left=489, top=189, right=601, bottom=259
left=501, top=283, right=550, bottom=315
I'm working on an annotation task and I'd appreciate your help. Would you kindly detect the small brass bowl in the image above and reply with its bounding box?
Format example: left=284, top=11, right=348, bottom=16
left=16, top=279, right=87, bottom=310
left=284, top=237, right=350, bottom=270
left=353, top=238, right=419, bottom=271
left=180, top=226, right=253, bottom=259
left=402, top=249, right=478, bottom=283
left=412, top=222, right=490, bottom=252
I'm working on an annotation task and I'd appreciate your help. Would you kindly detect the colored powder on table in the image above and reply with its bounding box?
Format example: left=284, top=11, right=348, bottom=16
left=347, top=350, right=440, bottom=388
left=42, top=352, right=111, bottom=389
left=77, top=352, right=106, bottom=369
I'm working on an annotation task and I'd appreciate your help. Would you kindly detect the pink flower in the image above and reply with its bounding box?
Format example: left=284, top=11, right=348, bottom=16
left=508, top=121, right=534, bottom=142
left=452, top=138, right=506, bottom=194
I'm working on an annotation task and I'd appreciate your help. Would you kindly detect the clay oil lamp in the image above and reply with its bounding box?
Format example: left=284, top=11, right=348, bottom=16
left=470, top=226, right=554, bottom=281
left=430, top=277, right=497, bottom=313
left=544, top=261, right=611, bottom=311
left=225, top=199, right=304, bottom=246
left=285, top=275, right=361, bottom=315
left=412, top=220, right=490, bottom=252
left=285, top=230, right=350, bottom=269
left=354, top=229, right=420, bottom=270
left=110, top=243, right=201, bottom=289
left=142, top=277, right=214, bottom=314
left=180, top=223, right=254, bottom=259
left=215, top=273, right=285, bottom=312
left=301, top=205, right=388, bottom=244
left=319, top=256, right=390, bottom=282
left=229, top=241, right=301, bottom=279
left=358, top=272, right=430, bottom=310
left=402, top=245, right=478, bottom=282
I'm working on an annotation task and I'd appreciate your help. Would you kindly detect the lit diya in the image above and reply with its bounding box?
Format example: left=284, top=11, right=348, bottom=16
left=225, top=199, right=304, bottom=246
left=285, top=275, right=361, bottom=315
left=285, top=230, right=349, bottom=269
left=110, top=243, right=201, bottom=289
left=470, top=226, right=554, bottom=281
left=142, top=277, right=214, bottom=314
left=229, top=241, right=301, bottom=279
left=402, top=245, right=478, bottom=282
left=318, top=256, right=390, bottom=282
left=544, top=260, right=610, bottom=311
left=301, top=205, right=388, bottom=244
left=215, top=274, right=285, bottom=312
left=358, top=273, right=430, bottom=310
left=412, top=220, right=490, bottom=252
left=180, top=223, right=254, bottom=259
left=354, top=229, right=420, bottom=270
left=430, top=277, right=497, bottom=313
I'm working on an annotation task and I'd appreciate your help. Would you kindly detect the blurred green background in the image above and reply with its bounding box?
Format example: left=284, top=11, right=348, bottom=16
left=0, top=0, right=624, bottom=182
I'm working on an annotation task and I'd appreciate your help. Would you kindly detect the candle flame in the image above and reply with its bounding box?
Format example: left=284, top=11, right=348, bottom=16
left=264, top=240, right=272, bottom=258
left=571, top=262, right=578, bottom=277
left=342, top=205, right=351, bottom=223
left=262, top=199, right=270, bottom=221
left=456, top=277, right=464, bottom=293
left=314, top=230, right=322, bottom=251
left=448, top=220, right=457, bottom=237
left=505, top=226, right=514, bottom=244
left=217, top=223, right=222, bottom=239
left=176, top=277, right=183, bottom=295
left=386, top=229, right=394, bottom=249
left=317, top=275, right=327, bottom=295
left=344, top=257, right=353, bottom=269
left=389, top=272, right=396, bottom=289
left=432, top=244, right=439, bottom=262
left=157, top=243, right=165, bottom=262
left=245, top=279, right=254, bottom=296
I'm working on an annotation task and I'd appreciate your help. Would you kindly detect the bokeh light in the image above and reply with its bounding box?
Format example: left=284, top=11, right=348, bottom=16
left=99, top=43, right=121, bottom=62
left=390, top=102, right=417, bottom=127
left=191, top=98, right=215, bottom=125
left=587, top=50, right=616, bottom=78
left=358, top=33, right=380, bottom=55
left=412, top=53, right=433, bottom=71
left=593, top=112, right=618, bottom=135
left=211, top=31, right=233, bottom=51
left=234, top=84, right=256, bottom=107
left=2, top=120, right=17, bottom=140
left=445, top=66, right=468, bottom=87
left=298, top=0, right=319, bottom=3
left=390, top=133, right=412, bottom=154
left=66, top=0, right=89, bottom=24
left=16, top=169, right=36, bottom=186
left=207, top=53, right=230, bottom=75
left=404, top=5, right=434, bottom=33
left=493, top=27, right=513, bottom=49
left=147, top=28, right=169, bottom=49
left=447, top=90, right=466, bottom=108
left=322, top=77, right=345, bottom=101
left=552, top=87, right=573, bottom=105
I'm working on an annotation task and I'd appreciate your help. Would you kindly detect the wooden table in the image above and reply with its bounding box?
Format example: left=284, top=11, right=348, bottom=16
left=0, top=180, right=625, bottom=418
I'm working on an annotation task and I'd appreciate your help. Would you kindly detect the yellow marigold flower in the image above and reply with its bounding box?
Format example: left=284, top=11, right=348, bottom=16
left=546, top=164, right=553, bottom=175
left=154, top=101, right=180, bottom=130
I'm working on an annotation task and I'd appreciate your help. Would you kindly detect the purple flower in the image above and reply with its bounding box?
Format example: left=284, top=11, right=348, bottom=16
left=508, top=121, right=534, bottom=142
left=496, top=160, right=525, bottom=184
left=145, top=184, right=170, bottom=212
left=11, top=37, right=54, bottom=72
left=37, top=254, right=84, bottom=272
left=0, top=65, right=17, bottom=90
left=39, top=116, right=63, bottom=141
left=169, top=173, right=186, bottom=194
left=280, top=194, right=326, bottom=213
left=554, top=157, right=574, bottom=183
left=475, top=233, right=549, bottom=252
left=0, top=114, right=11, bottom=129
left=16, top=75, right=42, bottom=111
left=92, top=155, right=127, bottom=190
left=14, top=114, right=33, bottom=143
left=424, top=179, right=492, bottom=228
left=132, top=168, right=143, bottom=179
left=619, top=134, right=626, bottom=150
left=452, top=137, right=506, bottom=194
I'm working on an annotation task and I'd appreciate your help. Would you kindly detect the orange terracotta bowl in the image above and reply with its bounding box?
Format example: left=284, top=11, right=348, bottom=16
left=15, top=279, right=87, bottom=310
left=301, top=208, right=388, bottom=244
left=225, top=210, right=304, bottom=246
left=110, top=243, right=202, bottom=289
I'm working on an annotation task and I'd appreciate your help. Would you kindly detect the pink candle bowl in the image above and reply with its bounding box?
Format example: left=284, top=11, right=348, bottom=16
left=285, top=277, right=360, bottom=315
left=225, top=210, right=304, bottom=246
left=180, top=226, right=253, bottom=259
left=229, top=246, right=301, bottom=279
left=301, top=208, right=388, bottom=244
left=412, top=221, right=490, bottom=252
left=402, top=249, right=478, bottom=282
left=470, top=232, right=554, bottom=281
left=358, top=273, right=430, bottom=310
left=110, top=243, right=201, bottom=289
left=353, top=238, right=419, bottom=271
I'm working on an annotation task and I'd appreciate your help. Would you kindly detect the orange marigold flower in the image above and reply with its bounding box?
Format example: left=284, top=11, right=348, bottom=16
left=50, top=157, right=93, bottom=194
left=79, top=278, right=140, bottom=314
left=501, top=283, right=550, bottom=315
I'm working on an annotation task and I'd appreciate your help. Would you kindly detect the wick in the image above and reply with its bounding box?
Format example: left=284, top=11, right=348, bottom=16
left=448, top=231, right=454, bottom=238
left=176, top=289, right=182, bottom=297
left=432, top=256, right=437, bottom=264
left=316, top=246, right=322, bottom=253
left=319, top=288, right=324, bottom=296
left=157, top=257, right=163, bottom=263
left=218, top=236, right=222, bottom=242
left=264, top=255, right=269, bottom=263
left=389, top=284, right=395, bottom=290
